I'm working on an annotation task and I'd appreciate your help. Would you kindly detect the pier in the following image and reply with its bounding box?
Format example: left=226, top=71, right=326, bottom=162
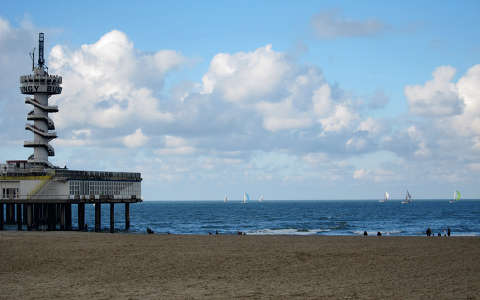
left=0, top=33, right=142, bottom=232
left=0, top=168, right=142, bottom=232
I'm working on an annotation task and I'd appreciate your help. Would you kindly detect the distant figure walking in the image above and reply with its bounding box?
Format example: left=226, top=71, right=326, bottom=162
left=146, top=227, right=154, bottom=234
left=447, top=227, right=451, bottom=236
left=377, top=231, right=382, bottom=236
left=363, top=231, right=368, bottom=236
left=426, top=227, right=432, bottom=237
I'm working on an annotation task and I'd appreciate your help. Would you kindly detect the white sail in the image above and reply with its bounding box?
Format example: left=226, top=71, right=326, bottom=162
left=380, top=192, right=389, bottom=203
left=243, top=192, right=248, bottom=204
left=258, top=194, right=264, bottom=202
left=401, top=190, right=412, bottom=204
left=450, top=190, right=461, bottom=203
left=224, top=194, right=228, bottom=203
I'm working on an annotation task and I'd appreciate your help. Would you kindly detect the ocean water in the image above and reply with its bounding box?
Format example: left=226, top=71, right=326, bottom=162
left=75, top=200, right=480, bottom=236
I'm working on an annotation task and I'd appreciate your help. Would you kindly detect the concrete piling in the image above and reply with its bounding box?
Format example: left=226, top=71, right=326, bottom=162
left=110, top=203, right=115, bottom=233
left=95, top=202, right=101, bottom=232
left=23, top=204, right=27, bottom=225
left=66, top=203, right=72, bottom=230
left=78, top=203, right=85, bottom=231
left=125, top=203, right=130, bottom=231
left=0, top=203, right=4, bottom=230
left=16, top=203, right=22, bottom=230
left=33, top=204, right=40, bottom=229
left=26, top=204, right=33, bottom=230
left=60, top=204, right=65, bottom=230
left=6, top=204, right=14, bottom=224
left=47, top=203, right=56, bottom=230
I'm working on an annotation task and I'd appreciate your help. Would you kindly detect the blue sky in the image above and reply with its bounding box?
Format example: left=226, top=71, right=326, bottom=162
left=1, top=1, right=480, bottom=200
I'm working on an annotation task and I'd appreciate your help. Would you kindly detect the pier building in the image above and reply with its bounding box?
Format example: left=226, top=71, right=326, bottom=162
left=0, top=33, right=142, bottom=232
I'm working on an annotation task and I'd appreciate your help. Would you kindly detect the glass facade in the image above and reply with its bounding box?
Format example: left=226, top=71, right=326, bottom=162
left=69, top=180, right=141, bottom=197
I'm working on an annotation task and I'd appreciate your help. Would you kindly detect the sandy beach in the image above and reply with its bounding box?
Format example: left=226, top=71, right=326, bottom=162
left=0, top=232, right=479, bottom=299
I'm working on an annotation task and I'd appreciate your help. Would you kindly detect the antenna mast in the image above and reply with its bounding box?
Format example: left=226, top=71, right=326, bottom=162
left=38, top=32, right=45, bottom=68
left=29, top=48, right=35, bottom=71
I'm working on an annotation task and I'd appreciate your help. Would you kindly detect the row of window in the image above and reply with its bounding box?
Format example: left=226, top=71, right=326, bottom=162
left=2, top=188, right=19, bottom=199
left=69, top=180, right=140, bottom=196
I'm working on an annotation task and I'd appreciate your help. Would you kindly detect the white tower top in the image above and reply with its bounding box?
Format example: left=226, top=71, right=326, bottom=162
left=19, top=33, right=62, bottom=167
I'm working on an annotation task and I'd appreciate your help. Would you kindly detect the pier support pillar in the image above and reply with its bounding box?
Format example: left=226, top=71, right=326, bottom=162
left=23, top=204, right=27, bottom=225
left=60, top=204, right=65, bottom=230
left=26, top=204, right=33, bottom=230
left=16, top=204, right=22, bottom=230
left=11, top=204, right=16, bottom=224
left=56, top=204, right=61, bottom=226
left=125, top=203, right=130, bottom=231
left=5, top=204, right=9, bottom=225
left=95, top=203, right=101, bottom=232
left=33, top=204, right=40, bottom=229
left=47, top=204, right=56, bottom=231
left=0, top=203, right=4, bottom=230
left=78, top=203, right=85, bottom=231
left=66, top=203, right=72, bottom=231
left=110, top=203, right=115, bottom=233
left=6, top=204, right=12, bottom=224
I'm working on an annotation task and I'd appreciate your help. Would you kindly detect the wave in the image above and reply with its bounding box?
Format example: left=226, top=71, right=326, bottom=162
left=247, top=228, right=331, bottom=236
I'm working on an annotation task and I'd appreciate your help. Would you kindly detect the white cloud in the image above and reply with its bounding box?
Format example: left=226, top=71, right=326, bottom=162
left=346, top=137, right=367, bottom=151
left=122, top=128, right=148, bottom=148
left=407, top=126, right=431, bottom=158
left=312, top=84, right=334, bottom=116
left=405, top=66, right=463, bottom=117
left=353, top=168, right=369, bottom=180
left=318, top=104, right=357, bottom=133
left=256, top=99, right=312, bottom=132
left=357, top=118, right=383, bottom=136
left=201, top=44, right=291, bottom=102
left=311, top=10, right=387, bottom=39
left=312, top=84, right=357, bottom=133
left=155, top=135, right=195, bottom=155
left=452, top=64, right=480, bottom=136
left=49, top=30, right=181, bottom=129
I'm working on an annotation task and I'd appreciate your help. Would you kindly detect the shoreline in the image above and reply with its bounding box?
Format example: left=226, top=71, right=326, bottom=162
left=1, top=232, right=479, bottom=299
left=2, top=226, right=478, bottom=236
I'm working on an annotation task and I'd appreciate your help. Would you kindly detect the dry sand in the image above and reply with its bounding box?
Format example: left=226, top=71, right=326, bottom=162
left=0, top=232, right=479, bottom=299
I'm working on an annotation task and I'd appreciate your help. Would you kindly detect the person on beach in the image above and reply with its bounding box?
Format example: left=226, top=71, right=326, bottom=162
left=363, top=231, right=368, bottom=236
left=447, top=228, right=451, bottom=236
left=426, top=228, right=432, bottom=236
left=377, top=231, right=382, bottom=236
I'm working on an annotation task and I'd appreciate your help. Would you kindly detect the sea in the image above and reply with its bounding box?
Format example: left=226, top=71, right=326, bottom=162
left=82, top=200, right=480, bottom=236
left=3, top=200, right=480, bottom=236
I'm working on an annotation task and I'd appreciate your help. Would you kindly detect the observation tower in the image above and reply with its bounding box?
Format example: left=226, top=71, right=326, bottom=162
left=20, top=33, right=62, bottom=167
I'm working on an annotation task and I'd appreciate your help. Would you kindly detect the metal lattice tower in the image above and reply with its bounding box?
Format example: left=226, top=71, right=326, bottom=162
left=19, top=33, right=62, bottom=167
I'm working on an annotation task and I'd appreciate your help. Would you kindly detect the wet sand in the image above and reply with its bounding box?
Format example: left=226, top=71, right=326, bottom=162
left=0, top=232, right=479, bottom=299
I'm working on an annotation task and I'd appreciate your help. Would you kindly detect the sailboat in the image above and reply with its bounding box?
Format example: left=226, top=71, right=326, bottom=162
left=379, top=192, right=390, bottom=203
left=450, top=190, right=461, bottom=203
left=258, top=194, right=264, bottom=202
left=401, top=190, right=412, bottom=204
left=242, top=192, right=249, bottom=204
left=224, top=194, right=228, bottom=203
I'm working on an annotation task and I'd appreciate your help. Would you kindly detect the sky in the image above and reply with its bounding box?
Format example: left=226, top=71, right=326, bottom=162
left=1, top=1, right=480, bottom=200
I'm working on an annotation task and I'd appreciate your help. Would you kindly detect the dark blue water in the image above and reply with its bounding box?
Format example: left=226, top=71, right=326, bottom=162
left=75, top=200, right=480, bottom=236
left=4, top=200, right=479, bottom=236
